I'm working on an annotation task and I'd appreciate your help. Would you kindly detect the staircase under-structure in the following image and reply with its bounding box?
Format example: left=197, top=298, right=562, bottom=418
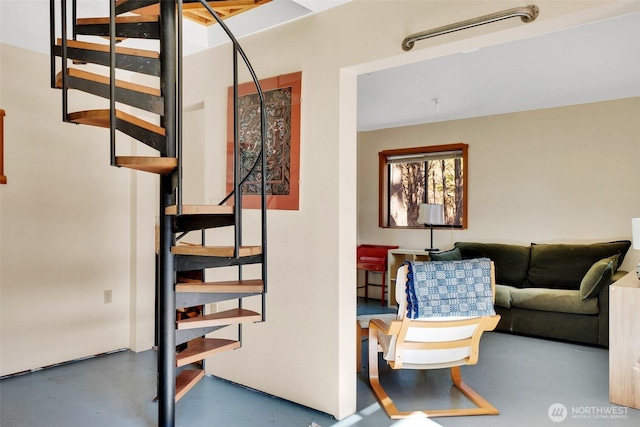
left=50, top=1, right=267, bottom=426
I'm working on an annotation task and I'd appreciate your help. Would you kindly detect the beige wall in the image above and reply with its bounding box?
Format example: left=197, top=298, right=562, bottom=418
left=180, top=0, right=638, bottom=420
left=358, top=98, right=640, bottom=272
left=0, top=44, right=156, bottom=376
left=182, top=17, right=351, bottom=417
left=1, top=0, right=638, bottom=421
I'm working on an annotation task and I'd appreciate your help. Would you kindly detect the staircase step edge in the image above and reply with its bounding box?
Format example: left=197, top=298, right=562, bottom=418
left=55, top=38, right=159, bottom=58
left=175, top=369, right=204, bottom=402
left=171, top=245, right=262, bottom=257
left=176, top=308, right=262, bottom=330
left=116, top=156, right=177, bottom=175
left=176, top=279, right=264, bottom=293
left=166, top=205, right=234, bottom=215
left=176, top=338, right=240, bottom=367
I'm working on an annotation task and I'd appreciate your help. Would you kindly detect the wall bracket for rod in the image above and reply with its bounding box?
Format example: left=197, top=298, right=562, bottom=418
left=402, top=4, right=539, bottom=51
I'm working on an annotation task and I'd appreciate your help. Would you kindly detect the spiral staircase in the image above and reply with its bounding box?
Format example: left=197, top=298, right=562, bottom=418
left=50, top=1, right=267, bottom=426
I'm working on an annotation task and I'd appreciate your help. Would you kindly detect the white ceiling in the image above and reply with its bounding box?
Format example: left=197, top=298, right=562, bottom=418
left=0, top=0, right=350, bottom=55
left=357, top=11, right=640, bottom=131
left=1, top=2, right=638, bottom=133
left=182, top=0, right=351, bottom=55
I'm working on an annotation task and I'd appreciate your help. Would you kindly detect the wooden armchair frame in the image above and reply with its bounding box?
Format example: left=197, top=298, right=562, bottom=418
left=368, top=263, right=500, bottom=419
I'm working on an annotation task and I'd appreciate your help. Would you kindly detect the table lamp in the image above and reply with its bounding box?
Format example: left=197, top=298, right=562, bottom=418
left=633, top=218, right=640, bottom=279
left=418, top=203, right=444, bottom=252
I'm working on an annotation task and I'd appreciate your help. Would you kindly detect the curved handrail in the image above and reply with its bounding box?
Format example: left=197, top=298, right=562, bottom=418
left=196, top=0, right=268, bottom=317
left=195, top=0, right=267, bottom=208
left=402, top=5, right=539, bottom=51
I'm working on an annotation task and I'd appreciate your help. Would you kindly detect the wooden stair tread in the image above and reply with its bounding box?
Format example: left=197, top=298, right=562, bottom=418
left=129, top=0, right=271, bottom=26
left=176, top=308, right=261, bottom=330
left=176, top=279, right=264, bottom=293
left=176, top=338, right=240, bottom=367
left=175, top=369, right=204, bottom=402
left=67, top=109, right=165, bottom=135
left=56, top=38, right=158, bottom=58
left=57, top=68, right=160, bottom=96
left=116, top=156, right=177, bottom=174
left=165, top=204, right=234, bottom=215
left=76, top=15, right=159, bottom=26
left=171, top=245, right=262, bottom=257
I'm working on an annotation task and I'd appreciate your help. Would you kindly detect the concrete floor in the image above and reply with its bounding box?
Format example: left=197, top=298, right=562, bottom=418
left=1, top=299, right=639, bottom=427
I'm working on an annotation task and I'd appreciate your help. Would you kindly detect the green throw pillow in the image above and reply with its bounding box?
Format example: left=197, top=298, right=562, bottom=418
left=579, top=254, right=619, bottom=300
left=526, top=240, right=630, bottom=290
left=430, top=247, right=462, bottom=261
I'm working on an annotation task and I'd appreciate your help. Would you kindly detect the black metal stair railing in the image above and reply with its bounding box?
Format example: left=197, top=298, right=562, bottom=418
left=50, top=0, right=267, bottom=264
left=50, top=2, right=268, bottom=426
left=178, top=1, right=268, bottom=229
left=173, top=0, right=268, bottom=298
left=50, top=0, right=165, bottom=164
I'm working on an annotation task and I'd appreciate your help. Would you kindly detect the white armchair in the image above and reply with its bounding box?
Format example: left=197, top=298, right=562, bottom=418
left=368, top=258, right=500, bottom=419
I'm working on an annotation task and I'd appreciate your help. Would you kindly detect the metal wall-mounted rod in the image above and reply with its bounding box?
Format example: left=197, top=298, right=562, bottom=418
left=402, top=5, right=539, bottom=51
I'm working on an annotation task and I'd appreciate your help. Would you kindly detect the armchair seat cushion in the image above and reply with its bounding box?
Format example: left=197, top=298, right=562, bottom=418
left=379, top=317, right=475, bottom=367
left=510, top=288, right=599, bottom=315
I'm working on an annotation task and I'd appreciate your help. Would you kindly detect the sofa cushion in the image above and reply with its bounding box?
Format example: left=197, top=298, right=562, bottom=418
left=525, top=241, right=631, bottom=290
left=510, top=288, right=599, bottom=315
left=429, top=247, right=462, bottom=261
left=579, top=254, right=619, bottom=300
left=455, top=242, right=530, bottom=287
left=495, top=284, right=515, bottom=309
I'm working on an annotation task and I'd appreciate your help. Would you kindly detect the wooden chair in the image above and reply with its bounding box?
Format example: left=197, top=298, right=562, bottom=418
left=356, top=244, right=398, bottom=306
left=368, top=259, right=500, bottom=419
left=356, top=313, right=396, bottom=373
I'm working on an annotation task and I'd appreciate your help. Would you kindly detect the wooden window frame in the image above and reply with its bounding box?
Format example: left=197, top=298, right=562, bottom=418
left=378, top=143, right=468, bottom=229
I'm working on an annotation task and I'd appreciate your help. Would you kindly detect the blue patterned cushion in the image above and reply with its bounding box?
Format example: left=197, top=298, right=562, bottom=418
left=404, top=258, right=495, bottom=319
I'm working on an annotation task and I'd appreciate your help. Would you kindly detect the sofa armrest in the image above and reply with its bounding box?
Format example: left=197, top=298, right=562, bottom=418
left=598, top=282, right=610, bottom=346
left=612, top=270, right=628, bottom=284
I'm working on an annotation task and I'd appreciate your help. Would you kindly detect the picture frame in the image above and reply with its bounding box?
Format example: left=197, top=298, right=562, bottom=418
left=226, top=71, right=301, bottom=210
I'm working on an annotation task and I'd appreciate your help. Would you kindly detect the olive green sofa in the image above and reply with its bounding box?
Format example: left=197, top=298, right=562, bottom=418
left=431, top=240, right=631, bottom=347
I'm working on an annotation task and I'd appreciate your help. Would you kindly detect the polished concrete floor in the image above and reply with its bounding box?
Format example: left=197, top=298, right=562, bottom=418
left=1, top=298, right=638, bottom=427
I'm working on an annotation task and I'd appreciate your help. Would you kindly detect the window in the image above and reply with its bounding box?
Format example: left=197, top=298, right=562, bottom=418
left=378, top=143, right=468, bottom=228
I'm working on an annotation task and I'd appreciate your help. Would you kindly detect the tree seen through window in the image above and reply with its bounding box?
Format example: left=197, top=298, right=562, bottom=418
left=380, top=144, right=467, bottom=229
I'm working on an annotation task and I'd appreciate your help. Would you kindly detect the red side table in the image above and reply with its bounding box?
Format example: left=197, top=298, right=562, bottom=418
left=357, top=244, right=399, bottom=306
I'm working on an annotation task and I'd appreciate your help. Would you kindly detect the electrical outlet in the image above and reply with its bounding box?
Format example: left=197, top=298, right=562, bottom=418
left=104, top=290, right=112, bottom=304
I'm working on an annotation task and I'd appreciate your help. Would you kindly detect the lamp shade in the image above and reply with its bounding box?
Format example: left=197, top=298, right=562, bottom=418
left=417, top=203, right=445, bottom=225
left=633, top=218, right=640, bottom=250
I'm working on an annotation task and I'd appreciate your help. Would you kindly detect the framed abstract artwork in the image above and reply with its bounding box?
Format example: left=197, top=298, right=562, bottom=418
left=226, top=71, right=301, bottom=210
